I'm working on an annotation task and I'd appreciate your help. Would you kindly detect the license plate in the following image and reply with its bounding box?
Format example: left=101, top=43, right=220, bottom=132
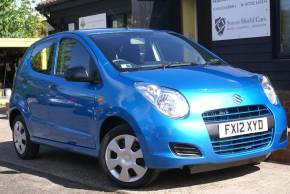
left=219, top=117, right=268, bottom=138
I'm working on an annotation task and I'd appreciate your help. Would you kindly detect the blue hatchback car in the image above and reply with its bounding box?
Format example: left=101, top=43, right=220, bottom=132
left=9, top=29, right=288, bottom=188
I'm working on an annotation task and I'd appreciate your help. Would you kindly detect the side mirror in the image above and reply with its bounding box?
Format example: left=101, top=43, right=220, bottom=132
left=64, top=66, right=91, bottom=82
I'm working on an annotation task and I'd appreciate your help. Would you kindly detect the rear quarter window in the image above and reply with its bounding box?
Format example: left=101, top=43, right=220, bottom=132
left=30, top=41, right=55, bottom=74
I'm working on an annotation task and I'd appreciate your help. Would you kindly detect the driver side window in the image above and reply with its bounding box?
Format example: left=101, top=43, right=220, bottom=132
left=56, top=38, right=95, bottom=77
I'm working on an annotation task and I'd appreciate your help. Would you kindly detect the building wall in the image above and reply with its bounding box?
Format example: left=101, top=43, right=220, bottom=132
left=41, top=0, right=131, bottom=32
left=196, top=0, right=212, bottom=50
left=181, top=0, right=198, bottom=40
left=40, top=0, right=182, bottom=34
left=131, top=0, right=181, bottom=33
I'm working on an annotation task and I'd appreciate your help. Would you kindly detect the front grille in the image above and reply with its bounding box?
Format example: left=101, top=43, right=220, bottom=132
left=202, top=105, right=270, bottom=123
left=202, top=105, right=274, bottom=155
left=211, top=129, right=273, bottom=154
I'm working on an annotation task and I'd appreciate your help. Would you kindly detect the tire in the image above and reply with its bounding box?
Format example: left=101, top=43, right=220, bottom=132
left=248, top=162, right=261, bottom=166
left=248, top=157, right=267, bottom=166
left=100, top=124, right=159, bottom=188
left=12, top=115, right=39, bottom=159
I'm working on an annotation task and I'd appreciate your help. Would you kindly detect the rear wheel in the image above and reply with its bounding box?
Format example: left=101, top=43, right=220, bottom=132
left=12, top=115, right=39, bottom=159
left=100, top=125, right=159, bottom=188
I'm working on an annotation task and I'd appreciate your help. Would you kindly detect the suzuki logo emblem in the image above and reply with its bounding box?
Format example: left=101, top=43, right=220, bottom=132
left=233, top=94, right=243, bottom=105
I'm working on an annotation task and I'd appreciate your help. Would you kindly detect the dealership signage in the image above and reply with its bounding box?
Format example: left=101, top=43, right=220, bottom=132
left=79, top=13, right=107, bottom=29
left=211, top=0, right=270, bottom=41
left=68, top=23, right=75, bottom=31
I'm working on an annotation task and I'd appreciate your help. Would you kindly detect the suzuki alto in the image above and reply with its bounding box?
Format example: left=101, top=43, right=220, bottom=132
left=9, top=29, right=288, bottom=188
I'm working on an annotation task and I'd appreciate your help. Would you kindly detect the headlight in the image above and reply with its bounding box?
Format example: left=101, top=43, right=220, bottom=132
left=259, top=75, right=278, bottom=105
left=135, top=82, right=189, bottom=118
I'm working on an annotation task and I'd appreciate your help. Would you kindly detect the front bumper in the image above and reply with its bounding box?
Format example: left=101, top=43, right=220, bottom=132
left=188, top=154, right=269, bottom=174
left=131, top=88, right=288, bottom=169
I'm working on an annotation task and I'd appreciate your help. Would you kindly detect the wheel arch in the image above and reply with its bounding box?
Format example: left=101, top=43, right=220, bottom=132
left=99, top=116, right=131, bottom=142
left=97, top=108, right=148, bottom=157
left=8, top=108, right=23, bottom=130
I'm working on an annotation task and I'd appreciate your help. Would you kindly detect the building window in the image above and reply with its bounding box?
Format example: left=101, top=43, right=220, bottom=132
left=127, top=13, right=133, bottom=27
left=280, top=0, right=290, bottom=57
left=111, top=14, right=125, bottom=28
left=109, top=13, right=132, bottom=28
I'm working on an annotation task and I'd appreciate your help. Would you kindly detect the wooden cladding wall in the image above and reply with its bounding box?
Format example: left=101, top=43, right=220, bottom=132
left=42, top=0, right=131, bottom=32
left=132, top=0, right=181, bottom=33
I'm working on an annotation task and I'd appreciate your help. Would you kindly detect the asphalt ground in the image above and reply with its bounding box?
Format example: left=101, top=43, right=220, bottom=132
left=0, top=115, right=290, bottom=194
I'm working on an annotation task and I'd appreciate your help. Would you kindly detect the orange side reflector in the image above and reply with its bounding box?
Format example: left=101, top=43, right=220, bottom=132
left=97, top=97, right=103, bottom=103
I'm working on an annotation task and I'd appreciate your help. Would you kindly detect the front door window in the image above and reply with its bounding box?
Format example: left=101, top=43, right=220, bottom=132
left=56, top=38, right=95, bottom=79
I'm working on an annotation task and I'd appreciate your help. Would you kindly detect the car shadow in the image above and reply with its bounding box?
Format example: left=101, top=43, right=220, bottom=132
left=0, top=160, right=99, bottom=191
left=143, top=165, right=260, bottom=191
left=0, top=140, right=260, bottom=192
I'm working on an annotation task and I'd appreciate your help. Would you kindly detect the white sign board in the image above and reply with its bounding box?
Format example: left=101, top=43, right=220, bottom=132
left=211, top=0, right=270, bottom=41
left=68, top=23, right=75, bottom=31
left=79, top=13, right=107, bottom=29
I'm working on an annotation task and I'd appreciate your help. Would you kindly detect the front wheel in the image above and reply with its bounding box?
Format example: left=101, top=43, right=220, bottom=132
left=100, top=125, right=159, bottom=188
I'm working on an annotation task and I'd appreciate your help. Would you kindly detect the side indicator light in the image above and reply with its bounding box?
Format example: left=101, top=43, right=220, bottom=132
left=97, top=97, right=103, bottom=103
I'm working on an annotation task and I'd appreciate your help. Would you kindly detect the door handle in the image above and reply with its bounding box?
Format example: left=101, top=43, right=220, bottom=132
left=48, top=84, right=58, bottom=91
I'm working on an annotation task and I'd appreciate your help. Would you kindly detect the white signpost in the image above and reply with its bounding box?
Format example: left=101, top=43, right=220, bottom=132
left=79, top=13, right=107, bottom=29
left=211, top=0, right=271, bottom=41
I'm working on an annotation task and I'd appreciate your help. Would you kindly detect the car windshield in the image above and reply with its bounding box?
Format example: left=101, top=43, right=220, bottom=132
left=90, top=31, right=224, bottom=72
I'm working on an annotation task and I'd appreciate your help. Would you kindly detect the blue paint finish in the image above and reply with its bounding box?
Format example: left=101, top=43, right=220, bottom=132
left=10, top=29, right=288, bottom=169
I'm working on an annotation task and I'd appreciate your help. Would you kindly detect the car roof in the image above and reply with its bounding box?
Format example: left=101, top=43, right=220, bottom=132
left=79, top=28, right=158, bottom=35
left=30, top=28, right=173, bottom=48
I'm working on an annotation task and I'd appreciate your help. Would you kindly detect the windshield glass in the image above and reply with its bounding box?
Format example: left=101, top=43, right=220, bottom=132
left=90, top=31, right=224, bottom=72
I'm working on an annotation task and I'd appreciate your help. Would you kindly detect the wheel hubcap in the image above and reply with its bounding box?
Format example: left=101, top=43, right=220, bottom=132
left=105, top=134, right=148, bottom=182
left=13, top=121, right=26, bottom=154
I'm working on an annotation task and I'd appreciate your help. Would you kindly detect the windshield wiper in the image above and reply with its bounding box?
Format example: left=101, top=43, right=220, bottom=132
left=119, top=64, right=165, bottom=71
left=119, top=62, right=198, bottom=72
left=161, top=62, right=199, bottom=69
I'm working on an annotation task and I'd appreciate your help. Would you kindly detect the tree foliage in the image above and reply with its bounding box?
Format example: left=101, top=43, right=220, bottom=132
left=0, top=0, right=46, bottom=38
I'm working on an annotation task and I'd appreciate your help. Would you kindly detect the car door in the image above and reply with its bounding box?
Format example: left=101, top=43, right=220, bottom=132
left=46, top=36, right=100, bottom=148
left=25, top=40, right=56, bottom=139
